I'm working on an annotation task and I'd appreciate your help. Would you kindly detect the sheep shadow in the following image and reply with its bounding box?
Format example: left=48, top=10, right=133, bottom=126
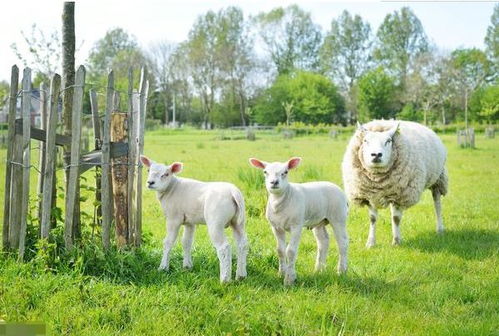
left=404, top=228, right=499, bottom=260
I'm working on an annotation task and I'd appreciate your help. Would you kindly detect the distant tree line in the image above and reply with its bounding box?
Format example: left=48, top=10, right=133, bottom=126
left=6, top=4, right=499, bottom=127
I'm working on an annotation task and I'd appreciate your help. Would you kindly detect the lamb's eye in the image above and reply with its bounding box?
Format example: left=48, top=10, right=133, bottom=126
left=281, top=171, right=288, bottom=177
left=386, top=139, right=392, bottom=145
left=263, top=170, right=268, bottom=175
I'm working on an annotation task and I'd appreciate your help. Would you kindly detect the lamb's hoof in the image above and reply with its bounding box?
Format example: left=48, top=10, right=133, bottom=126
left=158, top=265, right=169, bottom=272
left=284, top=273, right=296, bottom=286
left=392, top=237, right=401, bottom=246
left=236, top=270, right=247, bottom=280
left=366, top=241, right=376, bottom=249
left=337, top=265, right=348, bottom=275
left=436, top=228, right=444, bottom=234
left=183, top=261, right=193, bottom=270
left=220, top=277, right=231, bottom=284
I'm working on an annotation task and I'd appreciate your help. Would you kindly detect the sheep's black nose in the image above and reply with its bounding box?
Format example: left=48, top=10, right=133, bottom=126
left=371, top=152, right=382, bottom=158
left=270, top=180, right=279, bottom=186
left=147, top=181, right=155, bottom=186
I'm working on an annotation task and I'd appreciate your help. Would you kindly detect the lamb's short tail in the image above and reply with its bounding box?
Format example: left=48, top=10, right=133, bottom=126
left=231, top=188, right=246, bottom=228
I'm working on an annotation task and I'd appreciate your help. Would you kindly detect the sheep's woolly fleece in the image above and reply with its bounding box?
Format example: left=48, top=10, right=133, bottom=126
left=342, top=120, right=448, bottom=209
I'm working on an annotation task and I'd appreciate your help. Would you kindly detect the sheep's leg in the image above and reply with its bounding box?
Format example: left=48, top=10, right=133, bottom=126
left=330, top=220, right=349, bottom=274
left=390, top=204, right=403, bottom=245
left=284, top=226, right=303, bottom=286
left=181, top=224, right=196, bottom=269
left=207, top=223, right=232, bottom=283
left=366, top=205, right=378, bottom=248
left=231, top=221, right=248, bottom=280
left=271, top=226, right=287, bottom=277
left=159, top=220, right=181, bottom=271
left=432, top=188, right=444, bottom=234
left=312, top=225, right=329, bottom=272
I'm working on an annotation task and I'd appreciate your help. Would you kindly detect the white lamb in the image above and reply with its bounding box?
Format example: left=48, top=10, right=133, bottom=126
left=140, top=155, right=248, bottom=283
left=249, top=157, right=349, bottom=286
left=342, top=120, right=448, bottom=247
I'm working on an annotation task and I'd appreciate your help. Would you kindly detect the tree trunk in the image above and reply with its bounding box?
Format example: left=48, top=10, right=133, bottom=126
left=62, top=2, right=80, bottom=240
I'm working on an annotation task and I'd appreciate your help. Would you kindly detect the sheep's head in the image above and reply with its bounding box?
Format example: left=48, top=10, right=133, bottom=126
left=140, top=155, right=183, bottom=192
left=357, top=122, right=399, bottom=170
left=249, top=157, right=301, bottom=195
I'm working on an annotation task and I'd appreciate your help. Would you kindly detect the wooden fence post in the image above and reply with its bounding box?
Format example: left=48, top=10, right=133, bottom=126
left=18, top=68, right=32, bottom=261
left=135, top=67, right=148, bottom=246
left=37, top=82, right=48, bottom=223
left=90, top=89, right=102, bottom=227
left=64, top=65, right=86, bottom=249
left=40, top=75, right=62, bottom=239
left=101, top=71, right=114, bottom=249
left=111, top=112, right=129, bottom=247
left=2, top=65, right=19, bottom=251
left=127, top=68, right=137, bottom=244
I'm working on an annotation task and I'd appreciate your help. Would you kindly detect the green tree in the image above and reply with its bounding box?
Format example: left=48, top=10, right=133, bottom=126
left=255, top=5, right=322, bottom=74
left=374, top=7, right=428, bottom=86
left=357, top=67, right=396, bottom=121
left=471, top=85, right=499, bottom=123
left=485, top=4, right=499, bottom=74
left=254, top=71, right=345, bottom=125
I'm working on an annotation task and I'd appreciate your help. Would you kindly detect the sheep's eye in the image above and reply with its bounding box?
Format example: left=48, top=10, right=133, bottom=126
left=263, top=170, right=268, bottom=175
left=281, top=171, right=288, bottom=176
left=386, top=139, right=392, bottom=145
left=163, top=173, right=169, bottom=178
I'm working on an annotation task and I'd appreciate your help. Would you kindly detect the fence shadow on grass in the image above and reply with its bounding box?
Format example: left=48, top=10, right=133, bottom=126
left=404, top=228, right=499, bottom=260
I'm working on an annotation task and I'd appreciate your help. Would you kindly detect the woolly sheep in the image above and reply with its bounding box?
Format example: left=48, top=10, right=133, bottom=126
left=342, top=120, right=448, bottom=247
left=140, top=155, right=248, bottom=283
left=249, top=157, right=349, bottom=286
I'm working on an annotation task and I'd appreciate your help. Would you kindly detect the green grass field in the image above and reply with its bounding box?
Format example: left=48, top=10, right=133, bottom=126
left=0, top=129, right=498, bottom=335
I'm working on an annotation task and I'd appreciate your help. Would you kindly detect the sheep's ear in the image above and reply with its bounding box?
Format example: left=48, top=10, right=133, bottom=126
left=287, top=157, right=301, bottom=170
left=357, top=121, right=367, bottom=133
left=249, top=158, right=266, bottom=169
left=170, top=162, right=183, bottom=174
left=140, top=155, right=152, bottom=168
left=387, top=122, right=400, bottom=138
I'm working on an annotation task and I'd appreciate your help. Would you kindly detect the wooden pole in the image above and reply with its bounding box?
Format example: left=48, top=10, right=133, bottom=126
left=2, top=65, right=19, bottom=251
left=37, top=82, right=48, bottom=224
left=101, top=71, right=114, bottom=249
left=111, top=112, right=129, bottom=248
left=90, top=89, right=102, bottom=227
left=18, top=68, right=32, bottom=261
left=40, top=75, right=62, bottom=239
left=64, top=65, right=86, bottom=249
left=135, top=67, right=148, bottom=246
left=127, top=68, right=137, bottom=244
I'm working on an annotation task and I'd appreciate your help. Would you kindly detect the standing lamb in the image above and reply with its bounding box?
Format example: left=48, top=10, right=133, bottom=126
left=140, top=155, right=248, bottom=283
left=342, top=120, right=448, bottom=248
left=249, top=157, right=349, bottom=286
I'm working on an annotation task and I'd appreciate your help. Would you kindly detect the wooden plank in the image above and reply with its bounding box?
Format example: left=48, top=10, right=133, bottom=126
left=135, top=67, right=148, bottom=246
left=111, top=113, right=129, bottom=247
left=78, top=142, right=129, bottom=174
left=2, top=65, right=19, bottom=251
left=40, top=74, right=62, bottom=239
left=90, top=89, right=102, bottom=145
left=37, top=82, right=48, bottom=223
left=101, top=70, right=114, bottom=249
left=64, top=65, right=86, bottom=249
left=14, top=120, right=71, bottom=146
left=10, top=135, right=23, bottom=249
left=127, top=68, right=136, bottom=244
left=18, top=68, right=32, bottom=261
left=90, top=89, right=102, bottom=227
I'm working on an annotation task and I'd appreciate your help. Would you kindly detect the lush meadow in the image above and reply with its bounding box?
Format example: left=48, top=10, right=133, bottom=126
left=0, top=129, right=498, bottom=335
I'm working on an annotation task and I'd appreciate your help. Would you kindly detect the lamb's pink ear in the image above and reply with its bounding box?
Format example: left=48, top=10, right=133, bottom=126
left=249, top=158, right=266, bottom=169
left=170, top=162, right=183, bottom=174
left=140, top=155, right=152, bottom=168
left=287, top=157, right=301, bottom=170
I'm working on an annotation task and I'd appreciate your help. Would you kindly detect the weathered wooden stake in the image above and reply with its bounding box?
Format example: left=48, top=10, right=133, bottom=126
left=2, top=65, right=19, bottom=251
left=18, top=68, right=32, bottom=261
left=41, top=75, right=62, bottom=239
left=127, top=68, right=137, bottom=244
left=90, top=89, right=102, bottom=227
left=37, top=82, right=48, bottom=223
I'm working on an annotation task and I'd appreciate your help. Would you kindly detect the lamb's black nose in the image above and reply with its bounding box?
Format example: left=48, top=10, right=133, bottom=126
left=371, top=152, right=382, bottom=158
left=270, top=180, right=279, bottom=187
left=147, top=181, right=155, bottom=186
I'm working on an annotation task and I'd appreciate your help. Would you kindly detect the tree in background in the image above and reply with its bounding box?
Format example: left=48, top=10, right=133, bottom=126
left=320, top=10, right=372, bottom=121
left=485, top=4, right=499, bottom=75
left=255, top=5, right=322, bottom=75
left=254, top=71, right=345, bottom=125
left=374, top=7, right=428, bottom=87
left=357, top=67, right=396, bottom=121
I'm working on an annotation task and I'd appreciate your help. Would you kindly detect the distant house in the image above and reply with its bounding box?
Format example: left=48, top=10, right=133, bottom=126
left=0, top=89, right=62, bottom=127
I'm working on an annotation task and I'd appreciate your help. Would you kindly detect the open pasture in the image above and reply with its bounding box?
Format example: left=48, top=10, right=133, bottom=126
left=0, top=129, right=498, bottom=335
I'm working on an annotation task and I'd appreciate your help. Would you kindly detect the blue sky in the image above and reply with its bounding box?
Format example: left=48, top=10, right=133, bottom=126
left=0, top=0, right=496, bottom=81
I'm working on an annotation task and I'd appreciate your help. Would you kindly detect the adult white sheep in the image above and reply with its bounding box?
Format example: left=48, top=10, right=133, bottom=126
left=140, top=155, right=248, bottom=283
left=249, top=157, right=349, bottom=286
left=342, top=120, right=448, bottom=248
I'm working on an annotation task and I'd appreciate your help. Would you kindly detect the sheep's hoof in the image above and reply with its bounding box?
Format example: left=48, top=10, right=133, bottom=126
left=366, top=241, right=376, bottom=249
left=284, top=273, right=296, bottom=286
left=157, top=265, right=169, bottom=272
left=220, top=277, right=231, bottom=284
left=436, top=228, right=444, bottom=234
left=392, top=237, right=401, bottom=246
left=236, top=270, right=247, bottom=280
left=183, top=261, right=193, bottom=270
left=337, top=265, right=348, bottom=275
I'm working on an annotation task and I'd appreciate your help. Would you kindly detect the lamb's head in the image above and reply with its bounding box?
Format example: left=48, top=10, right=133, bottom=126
left=249, top=157, right=301, bottom=195
left=357, top=122, right=399, bottom=170
left=140, top=155, right=183, bottom=192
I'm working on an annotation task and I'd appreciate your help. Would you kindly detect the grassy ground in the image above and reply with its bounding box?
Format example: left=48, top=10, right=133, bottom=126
left=0, top=129, right=498, bottom=335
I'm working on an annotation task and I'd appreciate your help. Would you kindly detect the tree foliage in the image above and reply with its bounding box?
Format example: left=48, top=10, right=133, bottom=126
left=357, top=67, right=396, bottom=121
left=485, top=4, right=499, bottom=69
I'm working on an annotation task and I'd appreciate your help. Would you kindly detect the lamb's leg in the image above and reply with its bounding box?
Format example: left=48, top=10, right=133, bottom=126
left=330, top=220, right=349, bottom=274
left=366, top=205, right=378, bottom=248
left=390, top=204, right=403, bottom=245
left=284, top=226, right=303, bottom=286
left=207, top=223, right=232, bottom=283
left=271, top=226, right=287, bottom=277
left=231, top=221, right=248, bottom=280
left=159, top=220, right=181, bottom=271
left=312, top=225, right=329, bottom=272
left=432, top=188, right=444, bottom=234
left=181, top=224, right=196, bottom=269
